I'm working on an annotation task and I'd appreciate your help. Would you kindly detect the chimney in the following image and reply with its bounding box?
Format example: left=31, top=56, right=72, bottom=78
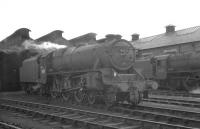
left=131, top=33, right=139, bottom=41
left=165, top=25, right=175, bottom=33
left=105, top=34, right=122, bottom=40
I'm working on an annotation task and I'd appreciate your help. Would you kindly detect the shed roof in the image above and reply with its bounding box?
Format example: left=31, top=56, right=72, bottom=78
left=132, top=26, right=200, bottom=49
left=69, top=33, right=96, bottom=46
left=0, top=28, right=31, bottom=49
left=69, top=33, right=96, bottom=42
left=36, top=30, right=70, bottom=46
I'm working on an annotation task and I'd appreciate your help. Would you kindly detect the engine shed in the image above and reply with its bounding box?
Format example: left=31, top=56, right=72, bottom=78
left=0, top=50, right=21, bottom=91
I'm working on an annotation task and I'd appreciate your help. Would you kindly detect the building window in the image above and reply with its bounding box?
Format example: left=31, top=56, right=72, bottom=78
left=141, top=52, right=153, bottom=58
left=163, top=49, right=177, bottom=54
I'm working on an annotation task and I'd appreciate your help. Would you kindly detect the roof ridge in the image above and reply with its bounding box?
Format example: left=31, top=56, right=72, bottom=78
left=176, top=26, right=200, bottom=32
left=137, top=25, right=200, bottom=41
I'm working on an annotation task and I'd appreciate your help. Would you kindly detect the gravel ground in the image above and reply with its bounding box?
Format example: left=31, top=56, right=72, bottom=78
left=0, top=109, right=64, bottom=129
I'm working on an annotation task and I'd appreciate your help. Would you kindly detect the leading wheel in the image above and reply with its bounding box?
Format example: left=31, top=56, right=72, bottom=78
left=62, top=91, right=71, bottom=101
left=74, top=89, right=84, bottom=104
left=87, top=92, right=96, bottom=105
left=183, top=79, right=199, bottom=92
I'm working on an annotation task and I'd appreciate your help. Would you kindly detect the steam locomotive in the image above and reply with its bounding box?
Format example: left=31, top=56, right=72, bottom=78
left=20, top=36, right=155, bottom=106
left=135, top=52, right=200, bottom=92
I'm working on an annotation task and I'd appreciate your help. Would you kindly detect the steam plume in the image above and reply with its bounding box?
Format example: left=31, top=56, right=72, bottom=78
left=22, top=40, right=67, bottom=53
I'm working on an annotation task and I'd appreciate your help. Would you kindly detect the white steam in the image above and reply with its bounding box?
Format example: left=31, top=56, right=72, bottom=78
left=22, top=40, right=67, bottom=53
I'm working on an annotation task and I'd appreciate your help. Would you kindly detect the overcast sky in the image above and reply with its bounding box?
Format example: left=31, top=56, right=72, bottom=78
left=1, top=0, right=200, bottom=41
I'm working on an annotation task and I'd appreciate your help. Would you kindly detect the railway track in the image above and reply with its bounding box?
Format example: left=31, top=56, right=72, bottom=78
left=150, top=90, right=200, bottom=98
left=0, top=121, right=22, bottom=129
left=111, top=104, right=200, bottom=128
left=0, top=98, right=200, bottom=129
left=143, top=97, right=200, bottom=108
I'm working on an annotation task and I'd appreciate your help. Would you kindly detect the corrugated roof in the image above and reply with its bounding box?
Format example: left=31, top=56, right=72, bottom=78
left=132, top=26, right=200, bottom=49
left=0, top=28, right=31, bottom=49
left=36, top=30, right=70, bottom=46
left=69, top=33, right=96, bottom=46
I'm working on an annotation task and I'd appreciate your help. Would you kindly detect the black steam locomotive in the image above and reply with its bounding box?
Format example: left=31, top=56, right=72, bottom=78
left=20, top=36, right=155, bottom=106
left=135, top=52, right=200, bottom=92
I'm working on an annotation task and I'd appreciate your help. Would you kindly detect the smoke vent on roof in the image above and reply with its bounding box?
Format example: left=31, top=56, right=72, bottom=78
left=69, top=33, right=96, bottom=46
left=131, top=33, right=139, bottom=41
left=36, top=30, right=64, bottom=42
left=165, top=25, right=175, bottom=33
left=14, top=28, right=31, bottom=39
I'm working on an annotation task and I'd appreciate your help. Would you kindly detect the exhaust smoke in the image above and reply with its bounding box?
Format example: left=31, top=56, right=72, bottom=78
left=22, top=40, right=67, bottom=53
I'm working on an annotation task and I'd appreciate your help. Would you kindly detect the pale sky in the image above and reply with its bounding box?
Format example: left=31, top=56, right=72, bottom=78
left=1, top=0, right=200, bottom=41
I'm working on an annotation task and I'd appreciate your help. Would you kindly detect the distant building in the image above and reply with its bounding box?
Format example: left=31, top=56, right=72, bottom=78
left=131, top=25, right=200, bottom=58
